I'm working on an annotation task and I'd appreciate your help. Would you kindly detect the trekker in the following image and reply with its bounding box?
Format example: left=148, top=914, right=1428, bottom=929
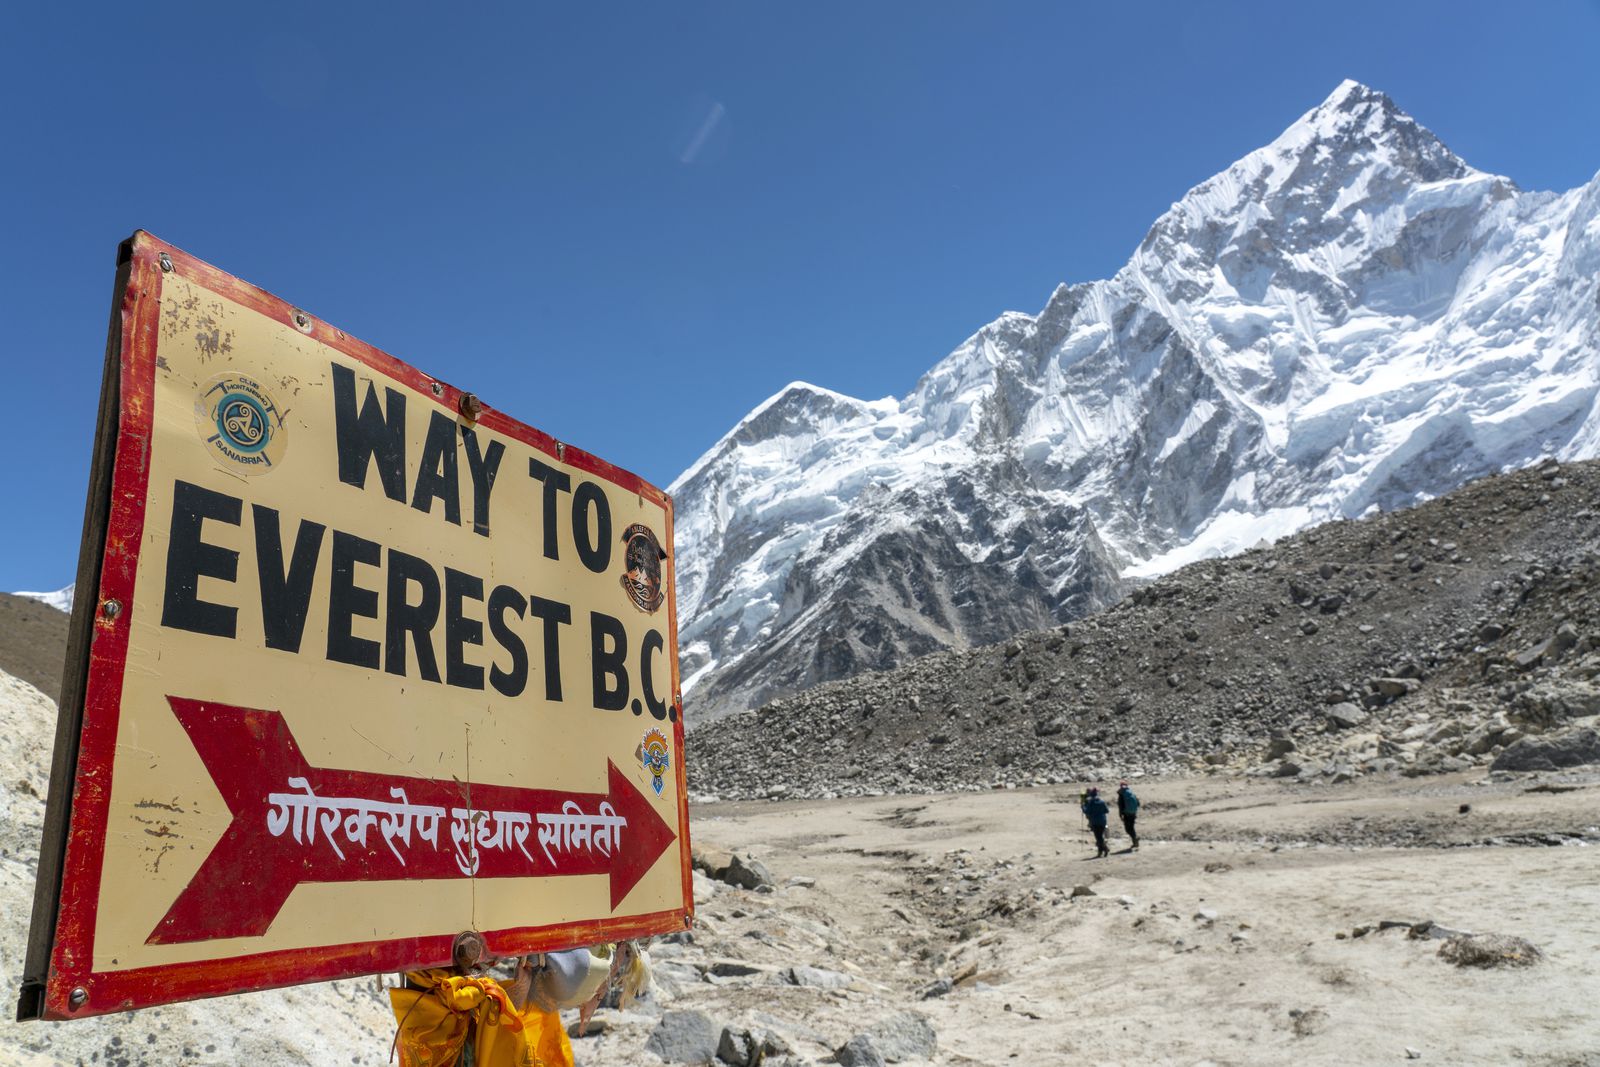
left=1116, top=780, right=1140, bottom=850
left=1082, top=786, right=1110, bottom=858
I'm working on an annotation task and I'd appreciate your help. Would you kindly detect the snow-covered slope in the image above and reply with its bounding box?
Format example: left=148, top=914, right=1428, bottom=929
left=14, top=586, right=72, bottom=614
left=673, top=80, right=1600, bottom=720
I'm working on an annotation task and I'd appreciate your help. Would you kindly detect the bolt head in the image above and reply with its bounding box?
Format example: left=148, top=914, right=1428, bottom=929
left=459, top=393, right=483, bottom=420
left=102, top=599, right=122, bottom=619
left=68, top=987, right=87, bottom=1009
left=158, top=252, right=173, bottom=273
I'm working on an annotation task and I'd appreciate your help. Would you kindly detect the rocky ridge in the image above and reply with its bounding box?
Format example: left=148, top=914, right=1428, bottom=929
left=688, top=458, right=1600, bottom=800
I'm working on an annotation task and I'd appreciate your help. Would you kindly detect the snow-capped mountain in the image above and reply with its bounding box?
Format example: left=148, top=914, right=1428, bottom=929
left=14, top=584, right=73, bottom=613
left=671, top=80, right=1600, bottom=721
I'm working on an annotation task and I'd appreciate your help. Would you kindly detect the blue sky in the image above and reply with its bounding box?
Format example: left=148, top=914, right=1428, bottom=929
left=2, top=1, right=1598, bottom=589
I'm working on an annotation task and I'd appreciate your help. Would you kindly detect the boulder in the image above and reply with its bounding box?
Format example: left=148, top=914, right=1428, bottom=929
left=722, top=853, right=776, bottom=891
left=1513, top=638, right=1554, bottom=670
left=860, top=1011, right=938, bottom=1062
left=690, top=844, right=734, bottom=879
left=708, top=960, right=764, bottom=978
left=836, top=1036, right=887, bottom=1067
left=781, top=965, right=853, bottom=990
left=1371, top=678, right=1421, bottom=699
left=1490, top=727, right=1600, bottom=772
left=1461, top=724, right=1505, bottom=756
left=1325, top=703, right=1368, bottom=730
left=1555, top=622, right=1579, bottom=650
left=644, top=1010, right=721, bottom=1063
left=1438, top=933, right=1543, bottom=969
left=718, top=1028, right=757, bottom=1067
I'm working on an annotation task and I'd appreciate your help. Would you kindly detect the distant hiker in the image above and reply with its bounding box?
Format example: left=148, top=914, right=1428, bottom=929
left=1082, top=786, right=1110, bottom=858
left=1117, top=780, right=1141, bottom=850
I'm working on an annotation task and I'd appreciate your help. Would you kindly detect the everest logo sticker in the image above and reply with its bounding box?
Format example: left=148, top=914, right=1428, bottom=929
left=639, top=728, right=670, bottom=797
left=621, top=523, right=667, bottom=614
left=194, top=373, right=286, bottom=473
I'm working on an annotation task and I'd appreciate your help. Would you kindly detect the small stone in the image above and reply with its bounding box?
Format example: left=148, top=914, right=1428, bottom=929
left=1406, top=1047, right=1422, bottom=1059
left=1300, top=620, right=1320, bottom=636
left=1070, top=884, right=1096, bottom=898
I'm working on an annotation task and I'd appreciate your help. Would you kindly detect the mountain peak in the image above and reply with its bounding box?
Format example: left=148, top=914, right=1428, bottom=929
left=1268, top=79, right=1468, bottom=180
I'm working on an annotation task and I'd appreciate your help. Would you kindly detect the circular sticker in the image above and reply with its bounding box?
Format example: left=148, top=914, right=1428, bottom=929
left=620, top=523, right=667, bottom=614
left=194, top=373, right=287, bottom=474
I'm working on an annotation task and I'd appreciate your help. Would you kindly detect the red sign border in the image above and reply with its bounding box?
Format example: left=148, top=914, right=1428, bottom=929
left=24, top=231, right=694, bottom=1020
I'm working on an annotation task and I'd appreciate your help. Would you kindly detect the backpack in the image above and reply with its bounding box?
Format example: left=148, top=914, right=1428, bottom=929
left=1119, top=788, right=1140, bottom=814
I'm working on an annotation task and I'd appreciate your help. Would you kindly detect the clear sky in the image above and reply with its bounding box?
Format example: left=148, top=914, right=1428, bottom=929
left=2, top=1, right=1598, bottom=590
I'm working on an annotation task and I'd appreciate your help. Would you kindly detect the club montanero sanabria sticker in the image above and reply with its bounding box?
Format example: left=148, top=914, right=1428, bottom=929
left=194, top=372, right=287, bottom=473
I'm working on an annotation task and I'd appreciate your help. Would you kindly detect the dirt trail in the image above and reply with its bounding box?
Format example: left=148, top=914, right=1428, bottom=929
left=578, top=773, right=1600, bottom=1066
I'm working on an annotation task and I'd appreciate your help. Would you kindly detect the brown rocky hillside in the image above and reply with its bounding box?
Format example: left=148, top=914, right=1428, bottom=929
left=689, top=458, right=1600, bottom=800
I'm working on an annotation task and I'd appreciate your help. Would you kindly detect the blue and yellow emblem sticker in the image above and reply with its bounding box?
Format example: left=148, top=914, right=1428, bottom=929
left=194, top=373, right=286, bottom=474
left=639, top=728, right=670, bottom=797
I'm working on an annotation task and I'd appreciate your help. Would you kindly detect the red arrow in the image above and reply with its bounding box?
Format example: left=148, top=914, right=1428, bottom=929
left=147, top=696, right=677, bottom=945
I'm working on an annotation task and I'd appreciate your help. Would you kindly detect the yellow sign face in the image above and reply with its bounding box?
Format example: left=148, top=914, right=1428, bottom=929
left=22, top=233, right=690, bottom=1020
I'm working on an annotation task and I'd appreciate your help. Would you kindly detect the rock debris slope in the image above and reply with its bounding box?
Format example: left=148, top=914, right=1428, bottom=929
left=689, top=459, right=1600, bottom=800
left=672, top=80, right=1600, bottom=720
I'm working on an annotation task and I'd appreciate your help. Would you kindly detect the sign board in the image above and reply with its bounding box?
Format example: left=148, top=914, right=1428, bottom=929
left=19, top=232, right=692, bottom=1021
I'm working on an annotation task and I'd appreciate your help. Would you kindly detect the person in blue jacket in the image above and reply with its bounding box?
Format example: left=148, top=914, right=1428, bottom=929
left=1082, top=786, right=1110, bottom=858
left=1117, top=780, right=1141, bottom=850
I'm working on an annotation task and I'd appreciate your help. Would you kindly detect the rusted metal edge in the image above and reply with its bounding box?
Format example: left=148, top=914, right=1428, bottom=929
left=16, top=235, right=135, bottom=1022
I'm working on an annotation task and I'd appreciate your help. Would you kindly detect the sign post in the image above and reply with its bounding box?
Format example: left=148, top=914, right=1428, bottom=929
left=18, top=232, right=691, bottom=1021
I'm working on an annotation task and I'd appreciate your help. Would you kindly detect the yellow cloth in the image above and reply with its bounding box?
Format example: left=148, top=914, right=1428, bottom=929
left=389, top=969, right=573, bottom=1067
